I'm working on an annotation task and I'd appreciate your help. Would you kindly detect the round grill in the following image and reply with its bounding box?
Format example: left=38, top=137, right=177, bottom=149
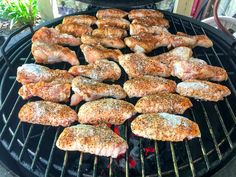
left=0, top=9, right=236, bottom=177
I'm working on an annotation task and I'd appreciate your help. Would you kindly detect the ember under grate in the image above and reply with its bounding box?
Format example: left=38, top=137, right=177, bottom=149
left=1, top=9, right=236, bottom=177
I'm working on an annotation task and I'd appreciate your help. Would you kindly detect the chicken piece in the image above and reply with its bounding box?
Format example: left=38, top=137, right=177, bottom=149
left=71, top=76, right=127, bottom=106
left=123, top=76, right=176, bottom=98
left=81, top=44, right=122, bottom=63
left=130, top=23, right=169, bottom=36
left=19, top=101, right=77, bottom=126
left=131, top=113, right=201, bottom=142
left=128, top=9, right=164, bottom=20
left=96, top=17, right=130, bottom=29
left=32, top=42, right=79, bottom=65
left=96, top=9, right=128, bottom=19
left=171, top=58, right=228, bottom=81
left=32, top=27, right=81, bottom=46
left=118, top=53, right=172, bottom=78
left=176, top=79, right=231, bottom=101
left=56, top=124, right=128, bottom=158
left=18, top=81, right=71, bottom=102
left=135, top=93, right=192, bottom=114
left=55, top=23, right=92, bottom=37
left=131, top=17, right=169, bottom=28
left=69, top=59, right=121, bottom=81
left=92, top=27, right=128, bottom=38
left=78, top=98, right=136, bottom=125
left=62, top=15, right=97, bottom=26
left=16, top=63, right=73, bottom=85
left=81, top=34, right=126, bottom=49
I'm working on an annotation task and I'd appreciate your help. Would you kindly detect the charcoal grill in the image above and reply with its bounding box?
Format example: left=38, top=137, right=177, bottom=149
left=1, top=7, right=236, bottom=177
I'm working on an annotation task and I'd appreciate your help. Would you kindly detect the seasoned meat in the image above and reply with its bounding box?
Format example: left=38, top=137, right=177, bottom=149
left=131, top=17, right=169, bottom=28
left=170, top=58, right=228, bottom=81
left=131, top=113, right=201, bottom=142
left=176, top=79, right=231, bottom=101
left=32, top=27, right=81, bottom=46
left=55, top=23, right=92, bottom=37
left=71, top=76, right=126, bottom=106
left=62, top=15, right=97, bottom=26
left=18, top=101, right=77, bottom=126
left=69, top=59, right=121, bottom=81
left=81, top=44, right=122, bottom=63
left=78, top=98, right=136, bottom=125
left=96, top=17, right=130, bottom=29
left=56, top=124, right=128, bottom=158
left=123, top=76, right=176, bottom=98
left=135, top=93, right=192, bottom=114
left=32, top=42, right=79, bottom=65
left=81, top=34, right=126, bottom=49
left=96, top=9, right=128, bottom=19
left=16, top=63, right=73, bottom=85
left=128, top=9, right=164, bottom=19
left=130, top=23, right=169, bottom=35
left=92, top=27, right=128, bottom=38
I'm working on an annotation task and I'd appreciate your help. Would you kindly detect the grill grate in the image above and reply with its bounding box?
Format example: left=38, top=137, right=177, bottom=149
left=1, top=9, right=236, bottom=177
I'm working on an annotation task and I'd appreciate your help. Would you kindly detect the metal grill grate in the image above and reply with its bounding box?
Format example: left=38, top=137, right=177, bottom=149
left=1, top=9, right=236, bottom=177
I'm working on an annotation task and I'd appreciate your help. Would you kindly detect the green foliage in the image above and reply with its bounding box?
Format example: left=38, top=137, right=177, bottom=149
left=0, top=0, right=38, bottom=29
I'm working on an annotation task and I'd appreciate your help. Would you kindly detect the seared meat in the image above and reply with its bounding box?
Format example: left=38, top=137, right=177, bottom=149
left=71, top=76, right=126, bottom=106
left=18, top=81, right=71, bottom=102
left=130, top=23, right=169, bottom=35
left=81, top=34, right=126, bottom=49
left=131, top=113, right=201, bottom=142
left=69, top=59, right=121, bottom=81
left=135, top=93, right=192, bottom=114
left=176, top=79, right=231, bottom=101
left=128, top=9, right=164, bottom=19
left=55, top=23, right=92, bottom=37
left=92, top=27, right=128, bottom=38
left=96, top=9, right=128, bottom=19
left=56, top=124, right=128, bottom=158
left=19, top=101, right=77, bottom=126
left=78, top=98, right=136, bottom=125
left=171, top=58, right=228, bottom=81
left=118, top=52, right=171, bottom=78
left=131, top=17, right=169, bottom=28
left=16, top=63, right=73, bottom=85
left=32, top=42, right=79, bottom=65
left=96, top=17, right=130, bottom=29
left=32, top=27, right=81, bottom=46
left=62, top=15, right=97, bottom=26
left=81, top=44, right=122, bottom=63
left=123, top=76, right=176, bottom=98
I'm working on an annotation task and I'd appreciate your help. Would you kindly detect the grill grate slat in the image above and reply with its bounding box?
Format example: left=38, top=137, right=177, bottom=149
left=92, top=156, right=98, bottom=177
left=170, top=143, right=179, bottom=177
left=139, top=139, right=145, bottom=177
left=154, top=142, right=162, bottom=177
left=184, top=141, right=196, bottom=177
left=60, top=152, right=68, bottom=177
left=76, top=153, right=83, bottom=177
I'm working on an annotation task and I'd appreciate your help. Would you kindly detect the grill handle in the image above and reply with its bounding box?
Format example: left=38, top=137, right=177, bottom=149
left=1, top=25, right=34, bottom=70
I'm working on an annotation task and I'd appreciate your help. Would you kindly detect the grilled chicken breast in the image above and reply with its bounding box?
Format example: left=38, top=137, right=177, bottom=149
left=131, top=113, right=201, bottom=142
left=32, top=42, right=79, bottom=65
left=131, top=17, right=169, bottom=28
left=78, top=98, right=136, bottom=125
left=96, top=17, right=130, bottom=29
left=123, top=76, right=176, bottom=98
left=81, top=34, right=126, bottom=49
left=171, top=58, right=228, bottom=81
left=92, top=27, right=128, bottom=38
left=62, top=15, right=97, bottom=26
left=130, top=23, right=169, bottom=36
left=56, top=124, right=128, bottom=158
left=32, top=27, right=81, bottom=46
left=19, top=101, right=77, bottom=126
left=69, top=59, right=121, bottom=81
left=128, top=9, right=164, bottom=19
left=81, top=44, right=122, bottom=63
left=96, top=9, right=128, bottom=19
left=16, top=64, right=73, bottom=85
left=176, top=79, right=231, bottom=101
left=135, top=93, right=192, bottom=114
left=71, top=76, right=127, bottom=106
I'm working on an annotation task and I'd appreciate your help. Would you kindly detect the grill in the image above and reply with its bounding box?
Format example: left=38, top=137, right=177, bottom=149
left=1, top=7, right=236, bottom=177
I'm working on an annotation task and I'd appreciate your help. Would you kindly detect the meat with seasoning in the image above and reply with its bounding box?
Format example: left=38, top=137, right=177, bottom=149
left=96, top=9, right=128, bottom=19
left=96, top=17, right=130, bottom=29
left=130, top=23, right=169, bottom=36
left=92, top=27, right=128, bottom=38
left=62, top=15, right=97, bottom=26
left=131, top=17, right=169, bottom=28
left=128, top=9, right=164, bottom=19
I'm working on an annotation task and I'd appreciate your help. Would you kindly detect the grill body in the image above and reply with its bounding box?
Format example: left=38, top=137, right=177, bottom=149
left=0, top=9, right=236, bottom=177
